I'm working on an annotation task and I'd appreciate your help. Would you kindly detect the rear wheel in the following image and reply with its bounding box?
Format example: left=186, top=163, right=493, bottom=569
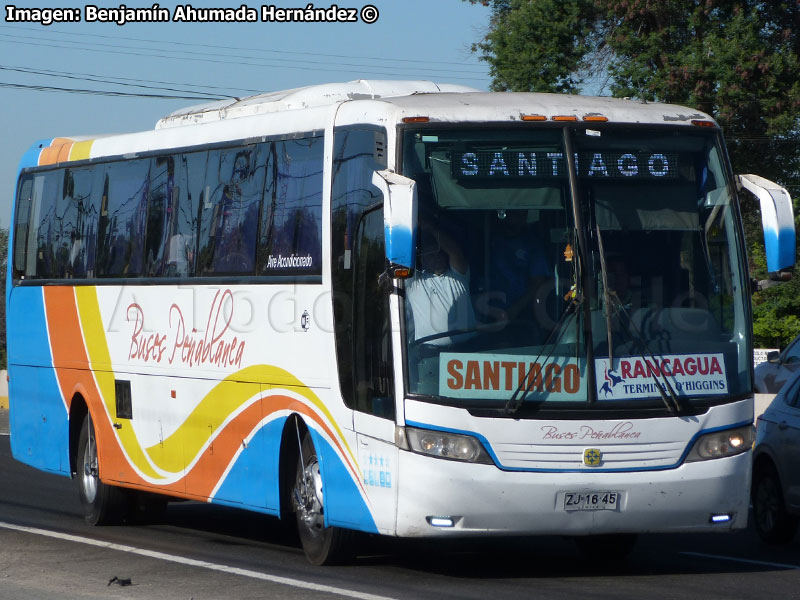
left=752, top=463, right=798, bottom=544
left=292, top=429, right=355, bottom=565
left=77, top=415, right=128, bottom=525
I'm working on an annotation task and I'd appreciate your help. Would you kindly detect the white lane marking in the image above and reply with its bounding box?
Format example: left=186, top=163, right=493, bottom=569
left=0, top=521, right=395, bottom=600
left=681, top=551, right=800, bottom=570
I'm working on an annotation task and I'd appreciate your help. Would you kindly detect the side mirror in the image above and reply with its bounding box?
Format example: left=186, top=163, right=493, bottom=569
left=371, top=170, right=417, bottom=277
left=738, top=174, right=796, bottom=273
left=767, top=350, right=781, bottom=364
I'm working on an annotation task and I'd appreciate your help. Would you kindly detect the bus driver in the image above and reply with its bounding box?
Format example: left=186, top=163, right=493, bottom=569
left=405, top=222, right=475, bottom=346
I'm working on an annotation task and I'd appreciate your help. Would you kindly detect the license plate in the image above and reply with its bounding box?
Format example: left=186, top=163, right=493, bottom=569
left=563, top=491, right=620, bottom=511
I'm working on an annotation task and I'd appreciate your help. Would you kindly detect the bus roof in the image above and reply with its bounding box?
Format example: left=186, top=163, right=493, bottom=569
left=155, top=80, right=481, bottom=129
left=23, top=80, right=717, bottom=170
left=155, top=79, right=715, bottom=130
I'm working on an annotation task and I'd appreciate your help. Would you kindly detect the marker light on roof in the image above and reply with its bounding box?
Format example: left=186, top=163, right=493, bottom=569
left=691, top=120, right=716, bottom=127
left=583, top=115, right=609, bottom=122
left=521, top=114, right=547, bottom=121
left=552, top=115, right=579, bottom=121
left=402, top=116, right=430, bottom=123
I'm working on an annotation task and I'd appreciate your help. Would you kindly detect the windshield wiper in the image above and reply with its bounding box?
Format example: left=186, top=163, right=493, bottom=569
left=562, top=129, right=597, bottom=404
left=503, top=294, right=582, bottom=415
left=594, top=218, right=682, bottom=415
left=604, top=293, right=684, bottom=414
left=596, top=224, right=614, bottom=367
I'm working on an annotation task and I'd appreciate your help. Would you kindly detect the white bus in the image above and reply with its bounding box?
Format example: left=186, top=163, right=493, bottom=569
left=8, top=80, right=795, bottom=564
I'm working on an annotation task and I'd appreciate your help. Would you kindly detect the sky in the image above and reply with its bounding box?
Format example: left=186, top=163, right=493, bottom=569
left=0, top=0, right=492, bottom=229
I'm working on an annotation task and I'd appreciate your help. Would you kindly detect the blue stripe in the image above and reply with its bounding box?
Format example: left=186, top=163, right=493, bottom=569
left=385, top=225, right=414, bottom=269
left=765, top=225, right=796, bottom=272
left=211, top=418, right=285, bottom=514
left=8, top=287, right=69, bottom=475
left=310, top=429, right=378, bottom=533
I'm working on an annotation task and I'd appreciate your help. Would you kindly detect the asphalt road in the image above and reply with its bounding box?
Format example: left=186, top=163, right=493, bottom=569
left=2, top=408, right=800, bottom=599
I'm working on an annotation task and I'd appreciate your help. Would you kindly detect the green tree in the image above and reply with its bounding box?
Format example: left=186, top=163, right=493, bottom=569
left=466, top=0, right=800, bottom=347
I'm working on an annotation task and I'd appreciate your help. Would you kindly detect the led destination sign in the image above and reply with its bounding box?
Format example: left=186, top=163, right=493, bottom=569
left=452, top=151, right=678, bottom=180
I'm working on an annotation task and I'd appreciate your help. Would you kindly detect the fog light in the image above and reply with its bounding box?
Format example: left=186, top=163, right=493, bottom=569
left=427, top=516, right=455, bottom=528
left=710, top=513, right=732, bottom=524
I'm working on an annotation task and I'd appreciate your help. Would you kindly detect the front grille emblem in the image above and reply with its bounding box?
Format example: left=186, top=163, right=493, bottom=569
left=583, top=448, right=602, bottom=467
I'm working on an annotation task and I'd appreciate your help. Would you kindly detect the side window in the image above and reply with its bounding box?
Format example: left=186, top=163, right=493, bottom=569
left=783, top=339, right=800, bottom=364
left=258, top=137, right=323, bottom=276
left=198, top=145, right=265, bottom=275
left=96, top=159, right=150, bottom=277
left=330, top=128, right=386, bottom=406
left=13, top=176, right=34, bottom=277
left=168, top=151, right=207, bottom=277
left=352, top=207, right=394, bottom=418
left=61, top=166, right=101, bottom=278
left=783, top=375, right=800, bottom=408
left=143, top=156, right=174, bottom=276
left=35, top=170, right=61, bottom=279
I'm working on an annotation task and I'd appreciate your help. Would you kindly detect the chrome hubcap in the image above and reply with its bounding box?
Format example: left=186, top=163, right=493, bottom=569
left=294, top=457, right=324, bottom=534
left=81, top=427, right=99, bottom=503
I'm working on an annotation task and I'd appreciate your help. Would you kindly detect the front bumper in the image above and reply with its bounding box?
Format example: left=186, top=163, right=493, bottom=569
left=395, top=449, right=750, bottom=537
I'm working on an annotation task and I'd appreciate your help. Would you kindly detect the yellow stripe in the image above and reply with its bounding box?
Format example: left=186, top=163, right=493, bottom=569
left=74, top=287, right=164, bottom=480
left=74, top=287, right=359, bottom=480
left=69, top=140, right=94, bottom=162
left=149, top=365, right=359, bottom=475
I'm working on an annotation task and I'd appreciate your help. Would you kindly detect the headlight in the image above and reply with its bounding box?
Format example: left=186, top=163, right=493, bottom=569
left=685, top=425, right=754, bottom=462
left=395, top=426, right=494, bottom=464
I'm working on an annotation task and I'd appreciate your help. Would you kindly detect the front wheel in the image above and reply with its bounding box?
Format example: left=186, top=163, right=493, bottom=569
left=77, top=415, right=127, bottom=525
left=292, top=429, right=355, bottom=565
left=752, top=464, right=798, bottom=544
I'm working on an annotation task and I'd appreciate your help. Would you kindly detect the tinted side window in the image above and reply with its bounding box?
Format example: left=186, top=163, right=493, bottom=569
left=143, top=156, right=174, bottom=276
left=784, top=340, right=800, bottom=364
left=166, top=151, right=207, bottom=277
left=330, top=129, right=386, bottom=405
left=35, top=170, right=61, bottom=279
left=781, top=374, right=800, bottom=408
left=13, top=176, right=34, bottom=277
left=96, top=159, right=150, bottom=277
left=62, top=166, right=101, bottom=278
left=198, top=146, right=265, bottom=275
left=352, top=207, right=394, bottom=419
left=258, top=137, right=323, bottom=276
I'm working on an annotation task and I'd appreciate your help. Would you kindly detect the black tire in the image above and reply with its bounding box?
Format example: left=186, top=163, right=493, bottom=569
left=292, top=429, right=355, bottom=565
left=77, top=415, right=128, bottom=525
left=574, top=534, right=637, bottom=561
left=752, top=463, right=799, bottom=544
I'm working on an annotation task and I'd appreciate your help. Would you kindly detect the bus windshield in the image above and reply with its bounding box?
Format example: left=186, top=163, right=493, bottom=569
left=401, top=126, right=750, bottom=409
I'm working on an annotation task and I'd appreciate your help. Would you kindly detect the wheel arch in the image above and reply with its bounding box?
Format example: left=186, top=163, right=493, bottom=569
left=278, top=413, right=306, bottom=521
left=68, top=393, right=89, bottom=478
left=752, top=449, right=785, bottom=498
